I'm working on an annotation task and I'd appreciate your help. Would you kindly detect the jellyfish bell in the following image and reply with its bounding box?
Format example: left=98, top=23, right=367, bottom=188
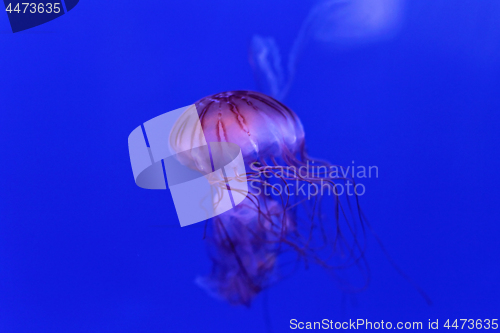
left=311, top=0, right=405, bottom=47
left=170, top=91, right=305, bottom=166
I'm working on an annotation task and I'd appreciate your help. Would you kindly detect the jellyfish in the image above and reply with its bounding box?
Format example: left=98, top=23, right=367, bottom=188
left=250, top=0, right=405, bottom=100
left=169, top=90, right=369, bottom=306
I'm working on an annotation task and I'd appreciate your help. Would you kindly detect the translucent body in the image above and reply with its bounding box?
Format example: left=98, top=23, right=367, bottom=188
left=171, top=91, right=367, bottom=306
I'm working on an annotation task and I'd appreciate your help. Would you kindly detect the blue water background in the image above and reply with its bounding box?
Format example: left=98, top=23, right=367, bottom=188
left=1, top=1, right=499, bottom=332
